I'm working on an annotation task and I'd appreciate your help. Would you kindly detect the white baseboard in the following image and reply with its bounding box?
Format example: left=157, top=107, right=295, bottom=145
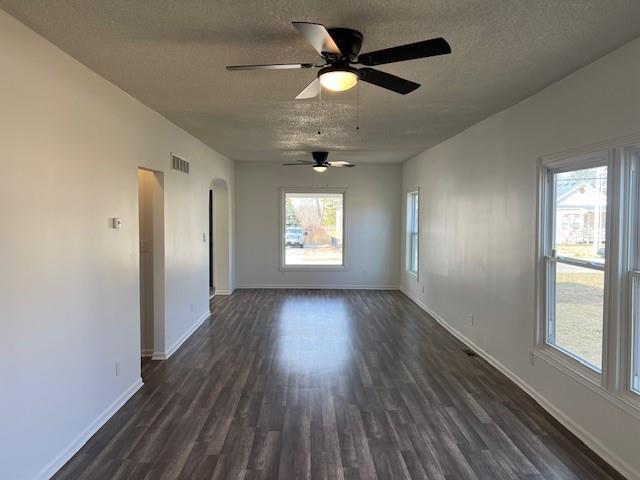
left=151, top=351, right=167, bottom=361
left=140, top=349, right=153, bottom=358
left=152, top=311, right=210, bottom=361
left=35, top=377, right=143, bottom=480
left=237, top=284, right=401, bottom=290
left=214, top=289, right=234, bottom=295
left=400, top=288, right=638, bottom=480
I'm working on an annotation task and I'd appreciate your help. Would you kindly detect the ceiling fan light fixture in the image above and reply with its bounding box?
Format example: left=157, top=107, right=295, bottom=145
left=318, top=67, right=358, bottom=92
left=313, top=165, right=328, bottom=173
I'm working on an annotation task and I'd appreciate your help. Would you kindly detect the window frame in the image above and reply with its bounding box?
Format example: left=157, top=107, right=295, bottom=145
left=279, top=187, right=347, bottom=271
left=624, top=147, right=640, bottom=395
left=539, top=152, right=611, bottom=379
left=535, top=134, right=640, bottom=417
left=406, top=189, right=420, bottom=278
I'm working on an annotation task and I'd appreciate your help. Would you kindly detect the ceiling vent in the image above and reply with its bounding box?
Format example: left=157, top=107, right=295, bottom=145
left=171, top=154, right=190, bottom=174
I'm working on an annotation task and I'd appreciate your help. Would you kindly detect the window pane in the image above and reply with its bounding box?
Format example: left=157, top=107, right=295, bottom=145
left=407, top=192, right=419, bottom=274
left=412, top=193, right=419, bottom=232
left=554, top=166, right=607, bottom=263
left=410, top=234, right=418, bottom=273
left=284, top=192, right=343, bottom=266
left=551, top=263, right=604, bottom=370
left=633, top=276, right=640, bottom=393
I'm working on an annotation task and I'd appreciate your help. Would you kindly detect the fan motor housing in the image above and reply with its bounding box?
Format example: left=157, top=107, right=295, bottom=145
left=312, top=151, right=330, bottom=165
left=326, top=28, right=363, bottom=61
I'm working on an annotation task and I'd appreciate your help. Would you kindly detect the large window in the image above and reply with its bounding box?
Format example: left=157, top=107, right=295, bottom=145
left=547, top=165, right=608, bottom=371
left=407, top=191, right=419, bottom=275
left=538, top=141, right=640, bottom=407
left=281, top=190, right=345, bottom=268
left=631, top=149, right=640, bottom=394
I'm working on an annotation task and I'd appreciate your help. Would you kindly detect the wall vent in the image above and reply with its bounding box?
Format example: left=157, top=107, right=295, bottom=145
left=171, top=154, right=190, bottom=174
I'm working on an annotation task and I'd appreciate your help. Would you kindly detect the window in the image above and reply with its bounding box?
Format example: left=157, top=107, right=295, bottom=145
left=632, top=273, right=640, bottom=393
left=631, top=149, right=640, bottom=394
left=281, top=189, right=345, bottom=268
left=537, top=140, right=640, bottom=407
left=545, top=165, right=608, bottom=371
left=407, top=191, right=419, bottom=275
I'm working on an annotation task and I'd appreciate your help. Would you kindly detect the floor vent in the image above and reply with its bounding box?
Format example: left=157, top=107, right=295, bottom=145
left=171, top=154, right=190, bottom=174
left=463, top=348, right=477, bottom=357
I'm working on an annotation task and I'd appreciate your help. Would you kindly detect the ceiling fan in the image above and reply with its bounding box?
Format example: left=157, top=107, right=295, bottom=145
left=227, top=22, right=451, bottom=98
left=283, top=151, right=355, bottom=172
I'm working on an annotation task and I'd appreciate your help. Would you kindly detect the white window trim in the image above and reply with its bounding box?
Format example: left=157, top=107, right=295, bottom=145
left=279, top=187, right=347, bottom=271
left=534, top=132, right=640, bottom=419
left=623, top=146, right=640, bottom=396
left=406, top=189, right=420, bottom=279
left=538, top=150, right=611, bottom=379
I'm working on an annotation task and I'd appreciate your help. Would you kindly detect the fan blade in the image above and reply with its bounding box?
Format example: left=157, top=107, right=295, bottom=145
left=283, top=162, right=314, bottom=165
left=358, top=37, right=451, bottom=66
left=328, top=161, right=355, bottom=167
left=226, top=63, right=315, bottom=71
left=292, top=22, right=342, bottom=57
left=358, top=68, right=420, bottom=94
left=295, top=78, right=320, bottom=99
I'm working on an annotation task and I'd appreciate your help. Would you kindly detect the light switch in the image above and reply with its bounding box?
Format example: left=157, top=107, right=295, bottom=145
left=112, top=218, right=122, bottom=229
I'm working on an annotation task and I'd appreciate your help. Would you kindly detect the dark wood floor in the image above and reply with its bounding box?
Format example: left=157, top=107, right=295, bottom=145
left=55, top=290, right=623, bottom=480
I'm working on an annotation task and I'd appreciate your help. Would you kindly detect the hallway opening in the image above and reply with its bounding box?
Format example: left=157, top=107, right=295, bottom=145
left=211, top=178, right=231, bottom=295
left=137, top=168, right=165, bottom=362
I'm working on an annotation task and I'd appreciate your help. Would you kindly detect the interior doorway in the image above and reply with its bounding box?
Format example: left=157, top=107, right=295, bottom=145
left=138, top=168, right=165, bottom=366
left=211, top=178, right=231, bottom=295
left=209, top=188, right=215, bottom=299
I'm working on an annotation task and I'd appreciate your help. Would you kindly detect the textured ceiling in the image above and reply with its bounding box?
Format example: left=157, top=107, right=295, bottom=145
left=2, top=1, right=640, bottom=163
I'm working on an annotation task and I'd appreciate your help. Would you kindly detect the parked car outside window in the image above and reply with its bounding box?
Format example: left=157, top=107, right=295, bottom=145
left=285, top=227, right=305, bottom=248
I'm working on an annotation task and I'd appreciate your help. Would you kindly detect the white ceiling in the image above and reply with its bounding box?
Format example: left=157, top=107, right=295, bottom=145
left=2, top=1, right=640, bottom=163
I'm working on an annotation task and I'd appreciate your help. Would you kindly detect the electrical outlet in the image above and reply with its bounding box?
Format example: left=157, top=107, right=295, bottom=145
left=115, top=360, right=120, bottom=377
left=421, top=285, right=425, bottom=293
left=468, top=314, right=474, bottom=326
left=528, top=350, right=535, bottom=366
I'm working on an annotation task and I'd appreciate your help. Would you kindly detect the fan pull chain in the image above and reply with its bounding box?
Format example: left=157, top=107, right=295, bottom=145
left=317, top=85, right=322, bottom=135
left=356, top=82, right=360, bottom=131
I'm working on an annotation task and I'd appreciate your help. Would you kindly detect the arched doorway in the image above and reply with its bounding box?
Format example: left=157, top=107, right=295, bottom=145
left=210, top=178, right=231, bottom=295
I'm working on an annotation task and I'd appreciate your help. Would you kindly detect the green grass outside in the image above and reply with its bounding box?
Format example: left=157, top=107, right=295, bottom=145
left=556, top=243, right=603, bottom=260
left=554, top=269, right=603, bottom=369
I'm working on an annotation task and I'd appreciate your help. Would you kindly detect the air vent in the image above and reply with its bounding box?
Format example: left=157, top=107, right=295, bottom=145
left=462, top=348, right=477, bottom=357
left=171, top=154, right=190, bottom=174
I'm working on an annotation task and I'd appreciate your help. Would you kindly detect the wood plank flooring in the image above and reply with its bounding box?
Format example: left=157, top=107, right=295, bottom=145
left=54, top=289, right=624, bottom=479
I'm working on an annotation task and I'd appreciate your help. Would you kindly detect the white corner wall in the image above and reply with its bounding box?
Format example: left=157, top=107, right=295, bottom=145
left=401, top=36, right=640, bottom=479
left=236, top=161, right=401, bottom=289
left=0, top=10, right=234, bottom=480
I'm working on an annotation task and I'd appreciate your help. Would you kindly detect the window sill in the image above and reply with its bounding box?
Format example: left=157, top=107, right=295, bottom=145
left=279, top=265, right=346, bottom=272
left=534, top=345, right=601, bottom=384
left=533, top=346, right=640, bottom=421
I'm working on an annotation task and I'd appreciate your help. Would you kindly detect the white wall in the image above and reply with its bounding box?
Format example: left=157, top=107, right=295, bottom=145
left=401, top=36, right=640, bottom=479
left=0, top=9, right=234, bottom=480
left=236, top=161, right=401, bottom=289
